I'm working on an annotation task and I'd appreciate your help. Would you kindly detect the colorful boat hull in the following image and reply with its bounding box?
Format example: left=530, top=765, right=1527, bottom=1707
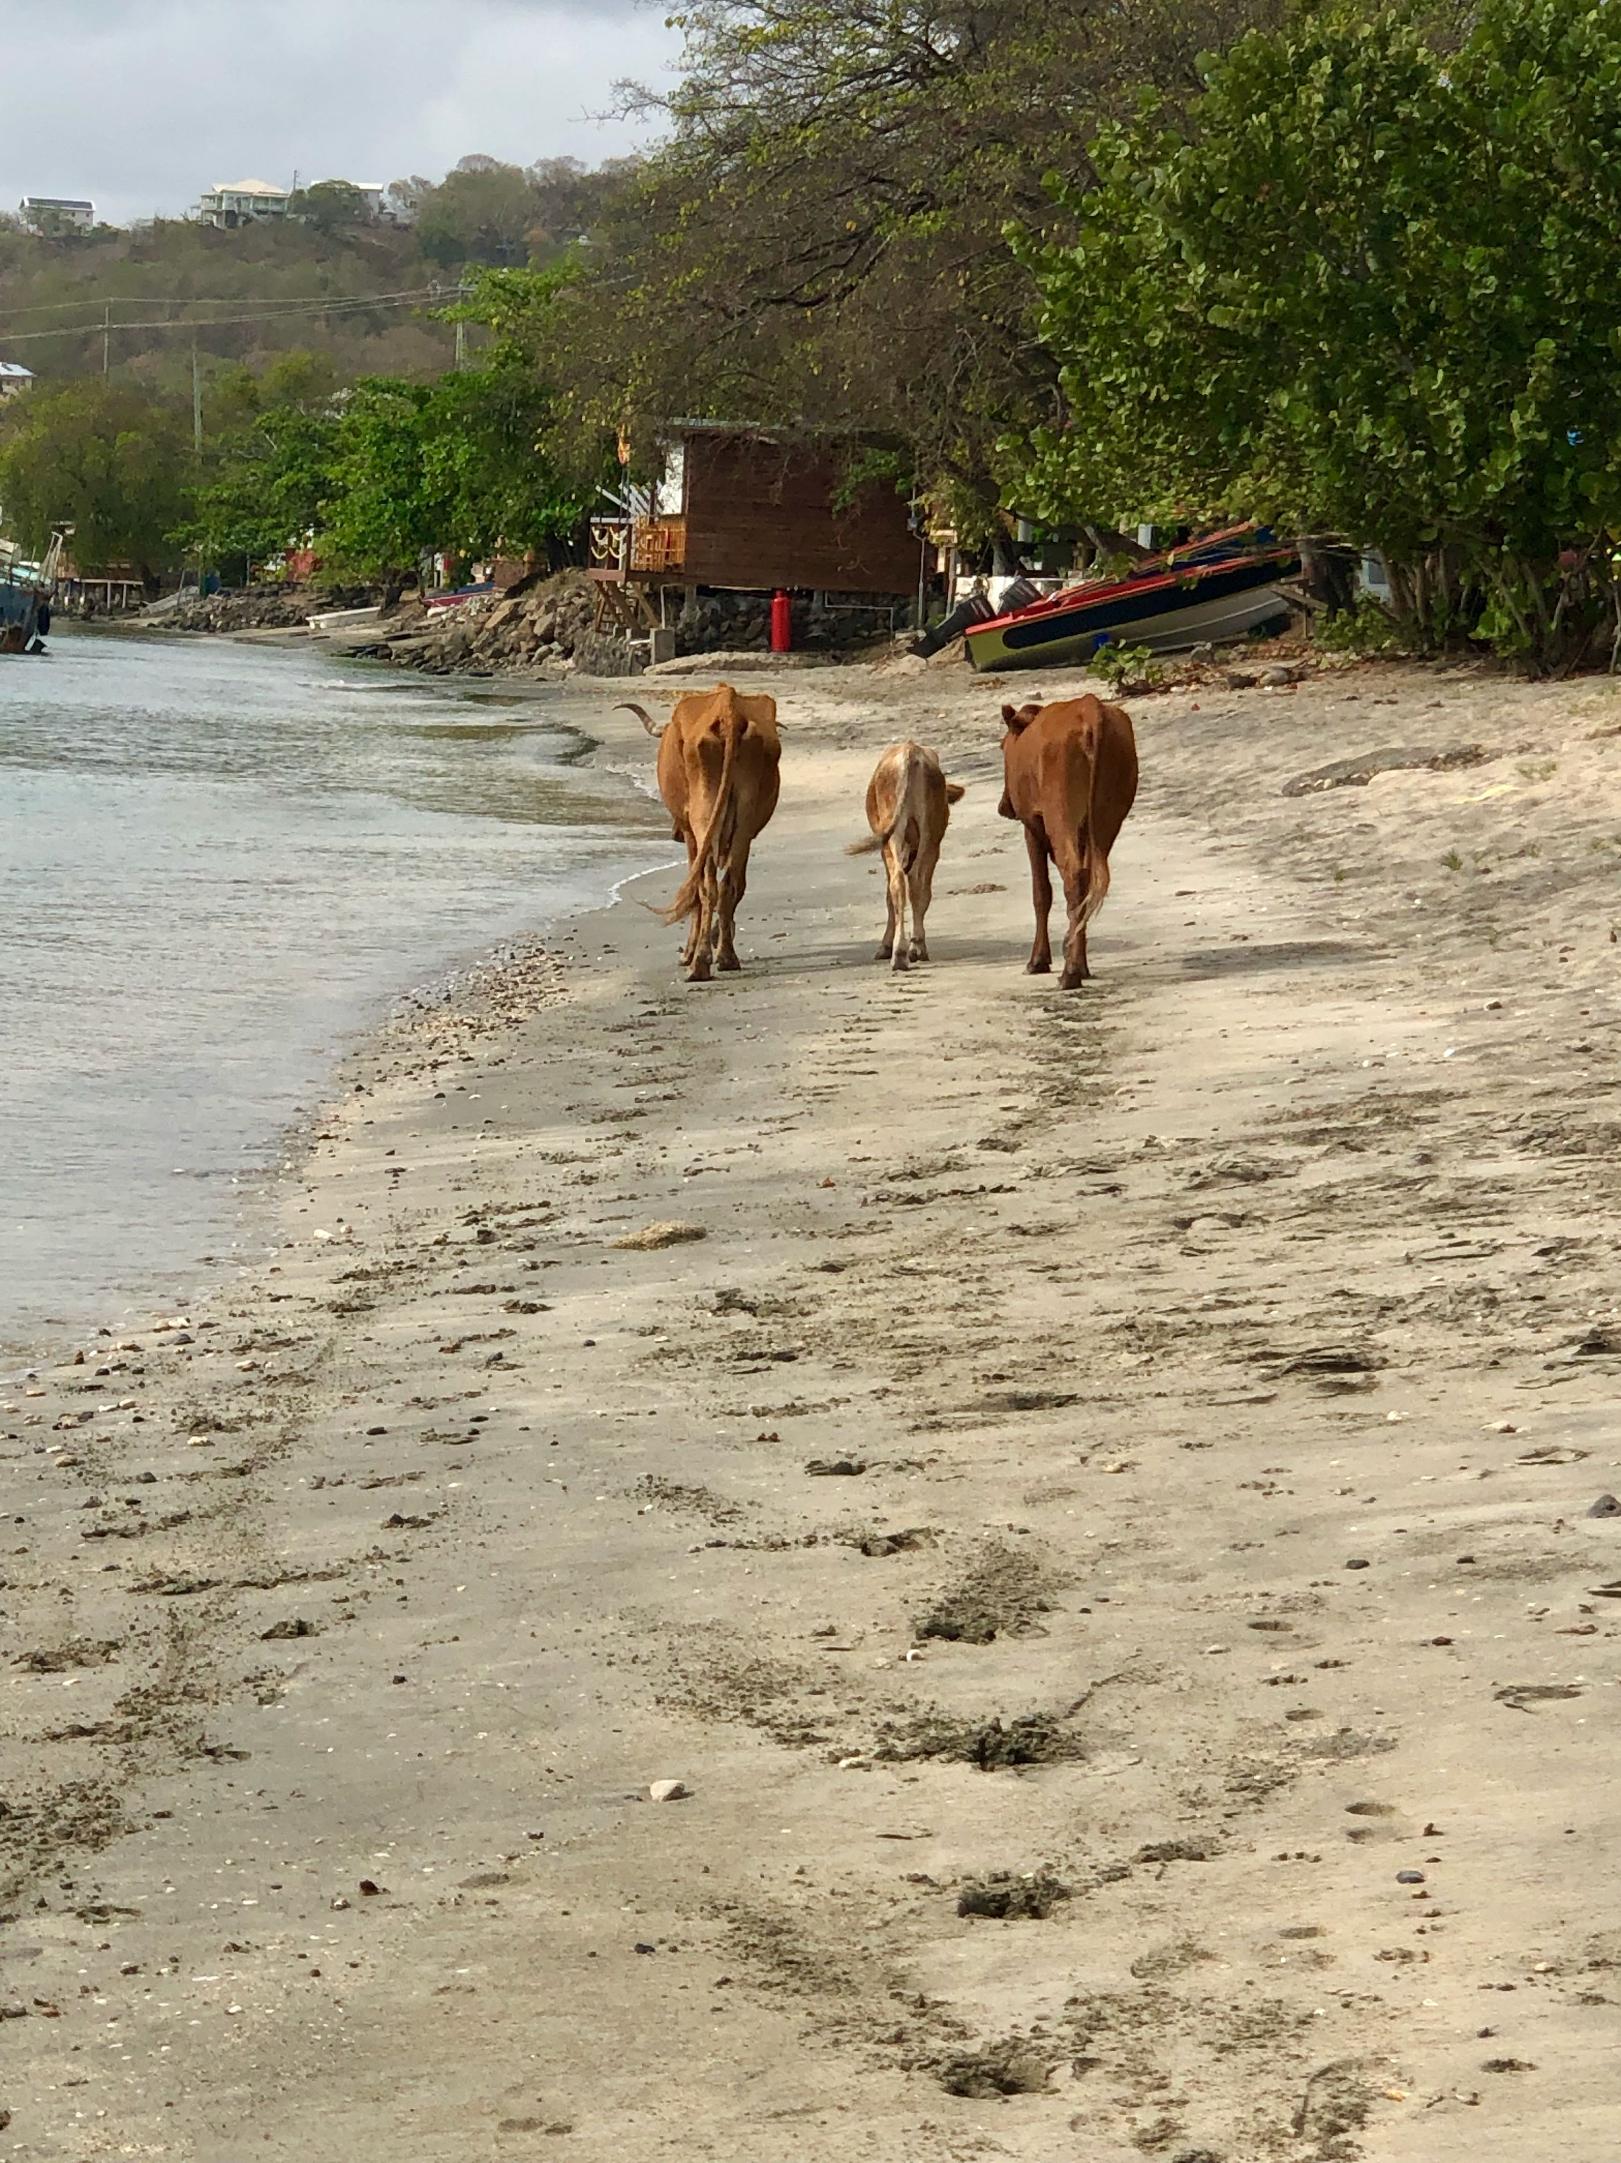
left=965, top=547, right=1298, bottom=672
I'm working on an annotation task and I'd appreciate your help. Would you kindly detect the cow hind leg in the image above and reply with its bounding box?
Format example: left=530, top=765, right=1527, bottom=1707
left=687, top=862, right=719, bottom=984
left=876, top=882, right=897, bottom=962
left=907, top=847, right=935, bottom=962
left=1024, top=827, right=1054, bottom=974
left=714, top=856, right=746, bottom=972
left=1057, top=850, right=1092, bottom=991
left=885, top=844, right=910, bottom=973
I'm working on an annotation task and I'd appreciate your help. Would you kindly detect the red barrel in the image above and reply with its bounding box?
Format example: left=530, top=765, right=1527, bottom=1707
left=769, top=588, right=793, bottom=653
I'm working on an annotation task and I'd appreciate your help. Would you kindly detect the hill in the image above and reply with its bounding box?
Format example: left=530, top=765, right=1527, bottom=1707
left=0, top=158, right=634, bottom=400
left=0, top=220, right=457, bottom=395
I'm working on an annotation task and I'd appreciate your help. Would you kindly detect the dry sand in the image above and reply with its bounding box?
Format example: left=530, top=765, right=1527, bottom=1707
left=7, top=652, right=1621, bottom=2161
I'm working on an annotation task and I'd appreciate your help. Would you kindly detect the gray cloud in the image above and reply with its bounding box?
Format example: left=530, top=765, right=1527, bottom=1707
left=6, top=1, right=679, bottom=225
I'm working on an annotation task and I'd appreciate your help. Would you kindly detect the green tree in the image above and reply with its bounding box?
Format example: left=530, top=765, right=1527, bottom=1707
left=180, top=403, right=340, bottom=576
left=415, top=163, right=539, bottom=267
left=0, top=380, right=191, bottom=583
left=1009, top=0, right=1621, bottom=665
left=322, top=379, right=438, bottom=580
left=293, top=179, right=369, bottom=234
left=419, top=359, right=596, bottom=564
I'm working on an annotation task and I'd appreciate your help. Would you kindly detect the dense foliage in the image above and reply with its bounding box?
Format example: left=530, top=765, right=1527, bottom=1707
left=548, top=0, right=1283, bottom=537
left=0, top=381, right=191, bottom=583
left=1009, top=0, right=1621, bottom=665
left=170, top=279, right=596, bottom=583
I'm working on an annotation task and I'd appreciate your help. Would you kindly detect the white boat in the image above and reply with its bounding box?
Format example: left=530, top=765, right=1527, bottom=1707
left=307, top=605, right=382, bottom=634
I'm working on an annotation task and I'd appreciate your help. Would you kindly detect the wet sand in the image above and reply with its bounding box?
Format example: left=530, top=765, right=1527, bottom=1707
left=7, top=655, right=1621, bottom=2160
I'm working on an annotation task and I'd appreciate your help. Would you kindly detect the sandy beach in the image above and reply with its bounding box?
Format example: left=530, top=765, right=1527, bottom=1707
left=7, top=650, right=1621, bottom=2161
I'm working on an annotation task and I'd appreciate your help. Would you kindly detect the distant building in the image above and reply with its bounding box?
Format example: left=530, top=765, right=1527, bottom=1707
left=196, top=177, right=389, bottom=230
left=0, top=362, right=35, bottom=401
left=20, top=196, right=95, bottom=234
left=588, top=421, right=921, bottom=652
left=197, top=179, right=293, bottom=228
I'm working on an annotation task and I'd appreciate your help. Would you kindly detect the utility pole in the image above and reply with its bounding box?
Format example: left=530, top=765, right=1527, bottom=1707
left=449, top=279, right=473, bottom=371
left=192, top=345, right=203, bottom=455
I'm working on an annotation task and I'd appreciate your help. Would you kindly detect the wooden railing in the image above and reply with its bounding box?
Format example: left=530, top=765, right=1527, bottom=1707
left=589, top=515, right=687, bottom=577
left=630, top=517, right=686, bottom=573
left=589, top=517, right=630, bottom=572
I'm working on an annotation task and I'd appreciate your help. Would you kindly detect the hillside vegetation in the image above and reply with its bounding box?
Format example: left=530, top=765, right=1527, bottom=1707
left=0, top=157, right=632, bottom=395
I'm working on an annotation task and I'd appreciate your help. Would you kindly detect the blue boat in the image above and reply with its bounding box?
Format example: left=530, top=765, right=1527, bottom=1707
left=0, top=527, right=67, bottom=653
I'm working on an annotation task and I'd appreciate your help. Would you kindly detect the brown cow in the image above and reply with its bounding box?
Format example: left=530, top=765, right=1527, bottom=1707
left=847, top=740, right=964, bottom=971
left=997, top=694, right=1138, bottom=989
left=618, top=684, right=782, bottom=982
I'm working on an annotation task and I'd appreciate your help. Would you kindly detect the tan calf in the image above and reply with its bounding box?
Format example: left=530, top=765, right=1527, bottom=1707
left=997, top=694, right=1138, bottom=989
left=848, top=739, right=964, bottom=971
left=619, top=684, right=782, bottom=982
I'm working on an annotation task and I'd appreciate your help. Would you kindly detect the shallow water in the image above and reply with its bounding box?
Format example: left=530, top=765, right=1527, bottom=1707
left=0, top=629, right=665, bottom=1348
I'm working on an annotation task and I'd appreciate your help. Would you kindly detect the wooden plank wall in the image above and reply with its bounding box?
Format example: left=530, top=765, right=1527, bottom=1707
left=679, top=434, right=918, bottom=594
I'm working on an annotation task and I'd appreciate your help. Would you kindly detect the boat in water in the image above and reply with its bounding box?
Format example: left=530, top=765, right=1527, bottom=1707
left=964, top=526, right=1298, bottom=673
left=0, top=527, right=68, bottom=654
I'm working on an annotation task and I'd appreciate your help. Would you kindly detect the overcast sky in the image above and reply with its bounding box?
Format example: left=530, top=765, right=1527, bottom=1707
left=7, top=0, right=682, bottom=225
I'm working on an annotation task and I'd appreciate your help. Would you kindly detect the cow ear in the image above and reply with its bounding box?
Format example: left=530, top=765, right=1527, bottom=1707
left=945, top=781, right=966, bottom=802
left=1000, top=702, right=1019, bottom=726
left=1002, top=702, right=1036, bottom=734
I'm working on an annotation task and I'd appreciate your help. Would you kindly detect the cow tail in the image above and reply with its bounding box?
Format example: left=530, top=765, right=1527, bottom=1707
left=1078, top=761, right=1112, bottom=927
left=658, top=711, right=742, bottom=927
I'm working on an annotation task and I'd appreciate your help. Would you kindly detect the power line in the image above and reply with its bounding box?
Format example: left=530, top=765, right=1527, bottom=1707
left=0, top=282, right=453, bottom=320
left=0, top=291, right=448, bottom=346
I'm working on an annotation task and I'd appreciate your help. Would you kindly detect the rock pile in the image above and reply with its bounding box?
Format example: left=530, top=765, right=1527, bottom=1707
left=355, top=569, right=599, bottom=677
left=354, top=573, right=906, bottom=680
left=155, top=584, right=376, bottom=634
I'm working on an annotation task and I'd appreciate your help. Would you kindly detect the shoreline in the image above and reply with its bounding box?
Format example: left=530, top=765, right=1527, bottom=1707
left=9, top=655, right=1621, bottom=2159
left=0, top=643, right=671, bottom=1367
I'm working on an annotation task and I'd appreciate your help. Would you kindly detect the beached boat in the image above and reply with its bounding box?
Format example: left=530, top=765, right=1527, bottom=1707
left=0, top=527, right=67, bottom=653
left=964, top=532, right=1298, bottom=672
left=307, top=604, right=382, bottom=635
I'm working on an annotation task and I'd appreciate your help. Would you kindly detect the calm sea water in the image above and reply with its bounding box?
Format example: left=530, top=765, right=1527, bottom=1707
left=0, top=629, right=666, bottom=1350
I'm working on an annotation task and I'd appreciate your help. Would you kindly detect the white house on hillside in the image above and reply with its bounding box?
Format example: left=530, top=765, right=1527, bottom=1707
left=0, top=362, right=35, bottom=400
left=20, top=196, right=95, bottom=233
left=197, top=178, right=294, bottom=227
left=197, top=178, right=388, bottom=228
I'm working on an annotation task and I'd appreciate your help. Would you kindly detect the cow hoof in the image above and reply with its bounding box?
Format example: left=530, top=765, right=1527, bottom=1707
left=1059, top=969, right=1087, bottom=991
left=890, top=953, right=910, bottom=974
left=875, top=944, right=893, bottom=962
left=908, top=942, right=928, bottom=964
left=687, top=959, right=713, bottom=984
left=1026, top=958, right=1052, bottom=976
left=716, top=953, right=741, bottom=973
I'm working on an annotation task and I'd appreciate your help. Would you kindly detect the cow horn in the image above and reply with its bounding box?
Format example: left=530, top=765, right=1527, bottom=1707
left=616, top=701, right=664, bottom=738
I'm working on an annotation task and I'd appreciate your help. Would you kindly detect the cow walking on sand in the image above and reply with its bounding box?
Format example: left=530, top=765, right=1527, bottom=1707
left=619, top=684, right=782, bottom=982
left=848, top=740, right=964, bottom=971
left=997, top=694, right=1138, bottom=989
